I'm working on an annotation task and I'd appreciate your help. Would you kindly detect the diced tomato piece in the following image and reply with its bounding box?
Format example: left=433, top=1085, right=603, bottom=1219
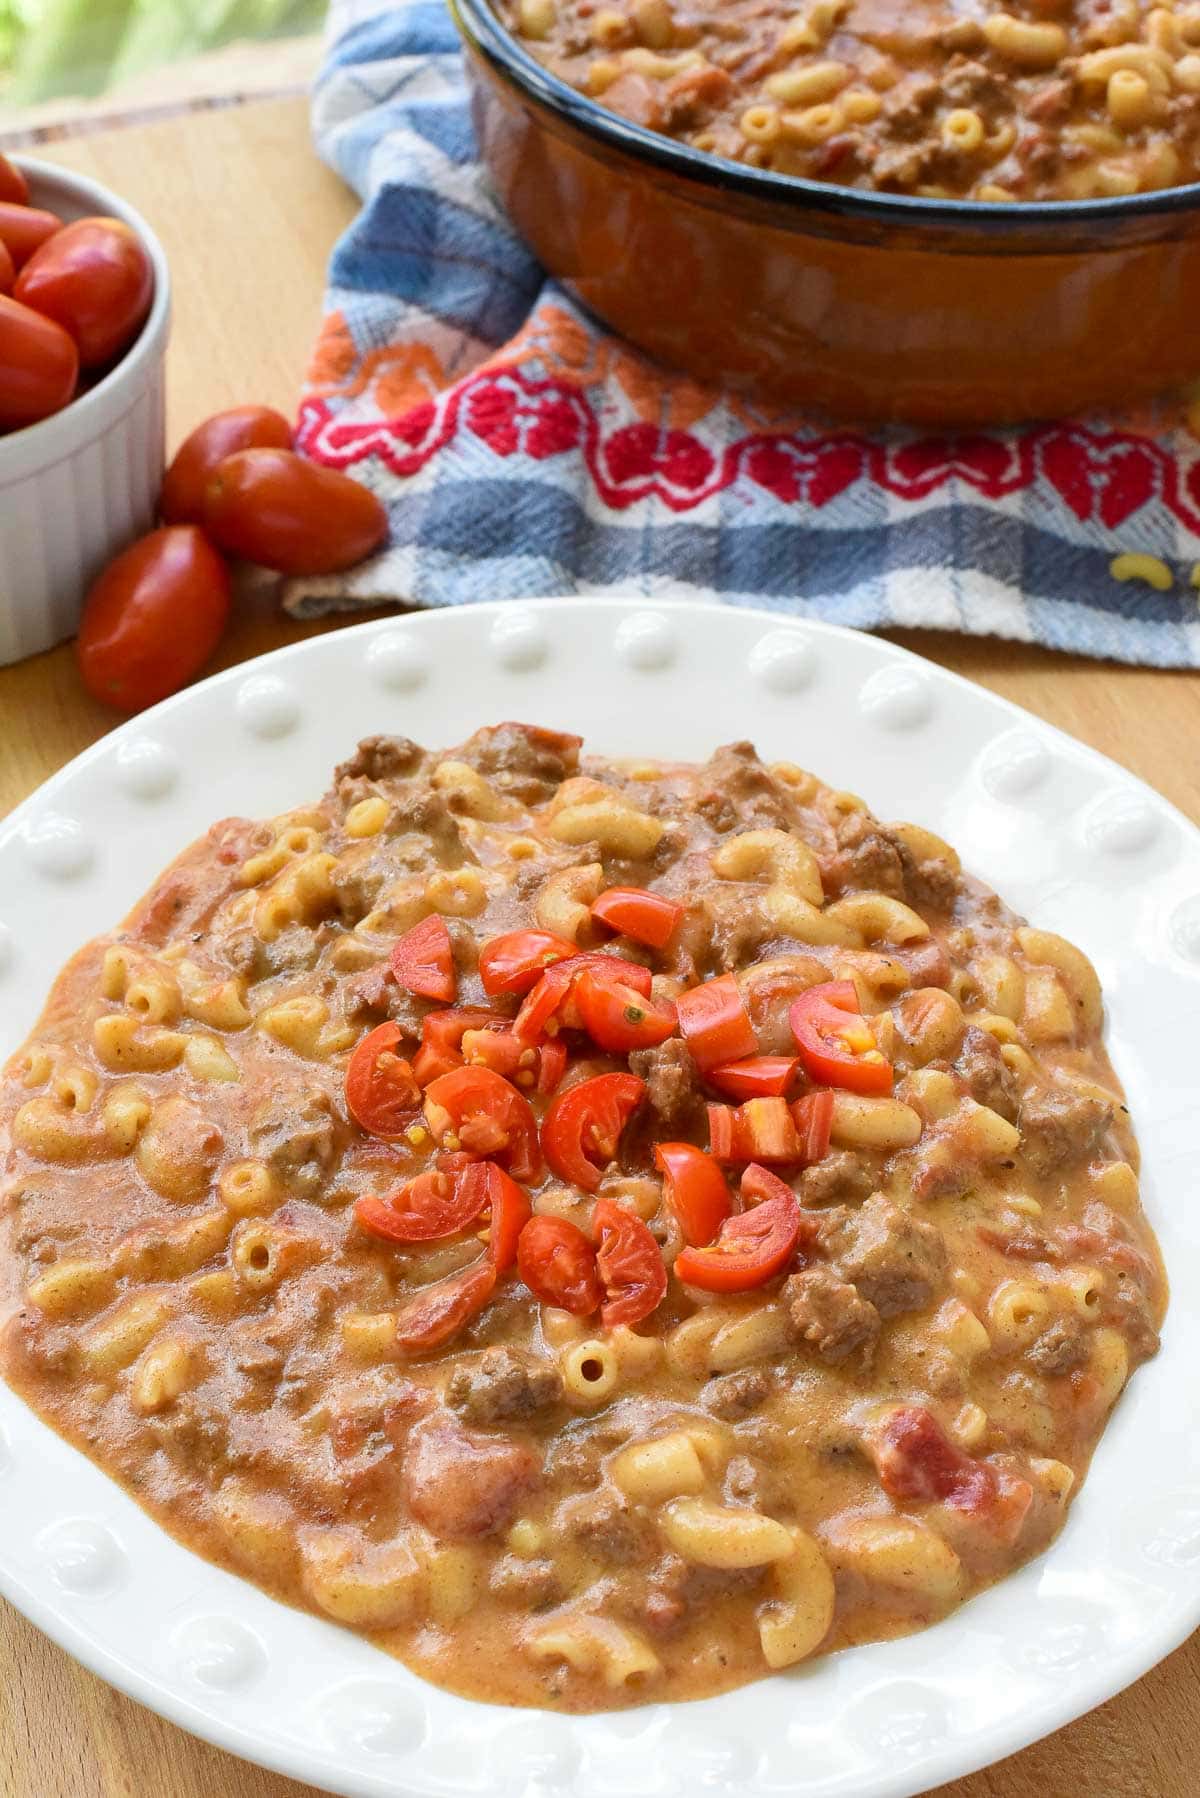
left=593, top=1197, right=667, bottom=1327
left=676, top=973, right=757, bottom=1071
left=462, top=1160, right=532, bottom=1271
left=423, top=1065, right=541, bottom=1183
left=344, top=1021, right=420, bottom=1140
left=394, top=1257, right=498, bottom=1354
left=540, top=1072, right=645, bottom=1192
left=654, top=1141, right=732, bottom=1247
left=573, top=965, right=678, bottom=1054
left=674, top=1170, right=803, bottom=1293
left=517, top=1214, right=602, bottom=1315
left=478, top=929, right=578, bottom=997
left=514, top=953, right=653, bottom=1044
left=868, top=1405, right=1033, bottom=1545
left=707, top=1056, right=798, bottom=1101
left=792, top=1089, right=834, bottom=1163
left=790, top=981, right=893, bottom=1096
left=706, top=1096, right=798, bottom=1163
left=537, top=1037, right=568, bottom=1095
left=390, top=914, right=456, bottom=1003
left=412, top=1008, right=502, bottom=1086
left=354, top=1152, right=488, bottom=1244
left=590, top=886, right=684, bottom=950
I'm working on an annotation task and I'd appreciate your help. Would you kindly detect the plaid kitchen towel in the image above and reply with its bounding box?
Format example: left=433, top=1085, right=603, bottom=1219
left=290, top=0, right=1200, bottom=666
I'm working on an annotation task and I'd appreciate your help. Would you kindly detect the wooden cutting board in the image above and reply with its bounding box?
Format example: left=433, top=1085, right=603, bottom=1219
left=0, top=92, right=1196, bottom=1798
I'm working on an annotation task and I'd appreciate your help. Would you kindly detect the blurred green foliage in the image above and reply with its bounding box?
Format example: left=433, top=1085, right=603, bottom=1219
left=0, top=0, right=325, bottom=104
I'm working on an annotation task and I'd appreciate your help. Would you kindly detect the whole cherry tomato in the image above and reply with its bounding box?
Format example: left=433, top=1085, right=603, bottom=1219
left=75, top=526, right=231, bottom=713
left=0, top=202, right=62, bottom=269
left=203, top=447, right=388, bottom=575
left=0, top=238, right=13, bottom=296
left=14, top=217, right=153, bottom=368
left=0, top=154, right=29, bottom=206
left=0, top=295, right=78, bottom=431
left=160, top=405, right=293, bottom=524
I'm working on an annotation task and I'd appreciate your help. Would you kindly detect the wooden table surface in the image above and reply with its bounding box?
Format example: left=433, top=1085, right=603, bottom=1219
left=0, top=92, right=1197, bottom=1798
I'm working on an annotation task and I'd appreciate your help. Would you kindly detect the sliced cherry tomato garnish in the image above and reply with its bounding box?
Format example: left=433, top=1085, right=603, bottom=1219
left=654, top=1141, right=732, bottom=1247
left=469, top=1161, right=533, bottom=1271
left=593, top=1197, right=667, bottom=1327
left=478, top=929, right=578, bottom=997
left=394, top=1257, right=498, bottom=1354
left=514, top=953, right=652, bottom=1044
left=706, top=1096, right=798, bottom=1163
left=707, top=1055, right=798, bottom=1101
left=344, top=1021, right=420, bottom=1140
left=574, top=966, right=678, bottom=1055
left=423, top=1065, right=542, bottom=1183
left=590, top=886, right=684, bottom=950
left=537, top=1037, right=568, bottom=1095
left=674, top=1168, right=803, bottom=1292
left=789, top=981, right=893, bottom=1096
left=540, top=1072, right=645, bottom=1192
left=412, top=1007, right=499, bottom=1085
left=675, top=972, right=757, bottom=1072
left=354, top=1152, right=488, bottom=1243
left=792, top=1089, right=835, bottom=1163
left=390, top=914, right=456, bottom=1003
left=517, top=1215, right=602, bottom=1315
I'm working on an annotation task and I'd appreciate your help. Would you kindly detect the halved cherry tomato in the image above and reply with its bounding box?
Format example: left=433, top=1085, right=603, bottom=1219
left=460, top=1023, right=565, bottom=1096
left=15, top=216, right=153, bottom=368
left=674, top=1167, right=803, bottom=1292
left=345, top=1021, right=420, bottom=1139
left=789, top=981, right=893, bottom=1095
left=471, top=1162, right=532, bottom=1270
left=675, top=973, right=757, bottom=1072
left=161, top=405, right=293, bottom=525
left=424, top=1065, right=541, bottom=1182
left=0, top=237, right=13, bottom=297
left=594, top=1197, right=667, bottom=1327
left=203, top=447, right=389, bottom=575
left=75, top=526, right=230, bottom=713
left=706, top=1096, right=798, bottom=1164
left=514, top=953, right=652, bottom=1044
left=516, top=1215, right=601, bottom=1315
left=390, top=914, right=455, bottom=1003
left=0, top=294, right=78, bottom=431
left=0, top=202, right=62, bottom=269
left=590, top=886, right=684, bottom=950
left=478, top=929, right=577, bottom=997
left=792, top=1089, right=834, bottom=1163
left=574, top=966, right=677, bottom=1055
left=412, top=1008, right=498, bottom=1085
left=354, top=1153, right=487, bottom=1243
left=0, top=154, right=29, bottom=206
left=540, top=1072, right=645, bottom=1192
left=654, top=1142, right=732, bottom=1247
left=537, top=1037, right=568, bottom=1095
left=707, top=1056, right=798, bottom=1101
left=394, top=1257, right=498, bottom=1354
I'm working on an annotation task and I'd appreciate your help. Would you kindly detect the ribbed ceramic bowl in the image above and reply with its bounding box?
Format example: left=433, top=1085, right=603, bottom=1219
left=0, top=160, right=170, bottom=667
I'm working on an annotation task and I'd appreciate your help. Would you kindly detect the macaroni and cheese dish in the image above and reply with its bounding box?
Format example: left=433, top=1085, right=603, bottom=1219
left=0, top=726, right=1166, bottom=1710
left=498, top=0, right=1200, bottom=199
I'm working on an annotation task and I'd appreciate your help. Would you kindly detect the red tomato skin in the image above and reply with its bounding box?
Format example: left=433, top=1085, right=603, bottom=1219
left=789, top=982, right=894, bottom=1096
left=75, top=527, right=231, bottom=713
left=654, top=1142, right=732, bottom=1247
left=517, top=1215, right=602, bottom=1315
left=161, top=405, right=293, bottom=524
left=540, top=1072, right=646, bottom=1192
left=675, top=973, right=758, bottom=1072
left=14, top=217, right=153, bottom=368
left=0, top=203, right=62, bottom=269
left=514, top=953, right=652, bottom=1044
left=394, top=1258, right=498, bottom=1354
left=593, top=1197, right=668, bottom=1327
left=590, top=886, right=684, bottom=950
left=707, top=1056, right=798, bottom=1100
left=0, top=155, right=29, bottom=206
left=706, top=1097, right=799, bottom=1164
left=792, top=1089, right=835, bottom=1163
left=203, top=447, right=388, bottom=575
left=673, top=1182, right=802, bottom=1293
left=412, top=1007, right=498, bottom=1086
left=0, top=294, right=78, bottom=430
left=353, top=1156, right=488, bottom=1244
left=345, top=1021, right=421, bottom=1139
left=390, top=915, right=456, bottom=1003
left=573, top=968, right=678, bottom=1054
left=478, top=930, right=578, bottom=997
left=471, top=1163, right=532, bottom=1271
left=0, top=237, right=13, bottom=296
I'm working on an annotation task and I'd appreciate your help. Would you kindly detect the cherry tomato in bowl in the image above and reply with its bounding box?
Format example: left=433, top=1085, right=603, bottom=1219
left=0, top=238, right=13, bottom=297
left=203, top=447, right=389, bottom=575
left=15, top=217, right=153, bottom=368
left=0, top=154, right=29, bottom=206
left=0, top=294, right=78, bottom=431
left=160, top=405, right=294, bottom=525
left=75, top=526, right=231, bottom=713
left=0, top=202, right=62, bottom=269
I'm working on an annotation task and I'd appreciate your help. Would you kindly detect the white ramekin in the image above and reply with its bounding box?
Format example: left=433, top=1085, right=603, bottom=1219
left=0, top=159, right=171, bottom=666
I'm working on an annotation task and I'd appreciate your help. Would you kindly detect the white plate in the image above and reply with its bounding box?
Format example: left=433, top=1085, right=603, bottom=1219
left=1, top=599, right=1198, bottom=1798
